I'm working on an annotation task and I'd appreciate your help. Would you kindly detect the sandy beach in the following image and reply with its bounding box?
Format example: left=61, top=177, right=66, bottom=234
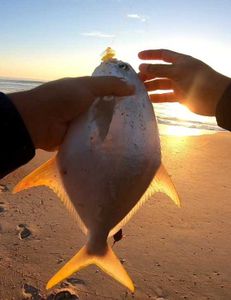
left=0, top=132, right=231, bottom=300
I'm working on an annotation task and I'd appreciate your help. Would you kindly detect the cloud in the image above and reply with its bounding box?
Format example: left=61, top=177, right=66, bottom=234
left=81, top=31, right=115, bottom=38
left=127, top=14, right=148, bottom=22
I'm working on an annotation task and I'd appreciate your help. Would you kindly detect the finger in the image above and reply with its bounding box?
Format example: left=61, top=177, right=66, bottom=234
left=139, top=63, right=175, bottom=79
left=138, top=49, right=182, bottom=63
left=149, top=92, right=177, bottom=103
left=138, top=73, right=159, bottom=81
left=138, top=72, right=148, bottom=81
left=144, top=79, right=173, bottom=91
left=89, top=76, right=135, bottom=97
left=138, top=72, right=158, bottom=82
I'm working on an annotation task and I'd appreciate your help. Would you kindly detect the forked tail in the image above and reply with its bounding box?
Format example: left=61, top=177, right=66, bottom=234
left=46, top=243, right=134, bottom=292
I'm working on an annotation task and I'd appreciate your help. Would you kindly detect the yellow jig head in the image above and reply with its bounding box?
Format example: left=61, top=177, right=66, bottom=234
left=101, top=47, right=116, bottom=61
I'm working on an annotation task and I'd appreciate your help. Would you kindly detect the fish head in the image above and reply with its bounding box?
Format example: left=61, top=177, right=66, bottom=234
left=92, top=59, right=144, bottom=93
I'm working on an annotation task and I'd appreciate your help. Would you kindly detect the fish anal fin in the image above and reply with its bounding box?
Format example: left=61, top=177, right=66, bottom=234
left=46, top=244, right=134, bottom=292
left=153, top=163, right=181, bottom=207
left=109, top=163, right=180, bottom=237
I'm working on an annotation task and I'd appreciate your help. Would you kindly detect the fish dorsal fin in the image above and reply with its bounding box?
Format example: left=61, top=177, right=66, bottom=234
left=109, top=163, right=180, bottom=237
left=13, top=157, right=88, bottom=235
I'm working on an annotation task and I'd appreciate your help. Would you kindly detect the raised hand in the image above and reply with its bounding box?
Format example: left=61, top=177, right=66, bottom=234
left=139, top=49, right=231, bottom=116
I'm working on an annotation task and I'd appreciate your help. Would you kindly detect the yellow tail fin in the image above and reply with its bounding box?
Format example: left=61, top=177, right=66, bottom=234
left=46, top=244, right=134, bottom=292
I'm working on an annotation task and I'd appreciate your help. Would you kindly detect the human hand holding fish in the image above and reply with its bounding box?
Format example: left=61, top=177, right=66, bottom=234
left=8, top=76, right=134, bottom=151
left=139, top=49, right=231, bottom=116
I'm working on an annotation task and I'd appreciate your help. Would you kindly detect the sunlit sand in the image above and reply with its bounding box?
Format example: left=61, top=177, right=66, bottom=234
left=1, top=132, right=231, bottom=299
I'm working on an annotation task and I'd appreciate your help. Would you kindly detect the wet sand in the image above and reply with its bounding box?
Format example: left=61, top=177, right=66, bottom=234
left=0, top=132, right=231, bottom=299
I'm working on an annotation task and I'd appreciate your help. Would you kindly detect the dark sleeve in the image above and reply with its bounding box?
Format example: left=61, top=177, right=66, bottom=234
left=0, top=92, right=35, bottom=179
left=216, top=83, right=231, bottom=131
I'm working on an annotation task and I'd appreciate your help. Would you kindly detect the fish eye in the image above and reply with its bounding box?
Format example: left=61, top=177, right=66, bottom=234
left=118, top=63, right=129, bottom=71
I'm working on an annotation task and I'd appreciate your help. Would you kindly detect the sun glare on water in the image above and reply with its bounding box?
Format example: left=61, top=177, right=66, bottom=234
left=163, top=102, right=198, bottom=121
left=159, top=124, right=213, bottom=136
left=157, top=103, right=216, bottom=136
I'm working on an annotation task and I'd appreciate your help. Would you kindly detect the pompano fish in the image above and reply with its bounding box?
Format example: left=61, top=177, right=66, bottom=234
left=13, top=54, right=180, bottom=292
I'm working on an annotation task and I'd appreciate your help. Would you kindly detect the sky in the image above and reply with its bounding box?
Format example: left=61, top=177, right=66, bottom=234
left=1, top=0, right=231, bottom=80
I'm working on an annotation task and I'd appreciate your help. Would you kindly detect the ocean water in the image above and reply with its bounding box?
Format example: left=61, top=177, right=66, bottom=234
left=0, top=78, right=223, bottom=136
left=0, top=78, right=43, bottom=94
left=155, top=102, right=223, bottom=136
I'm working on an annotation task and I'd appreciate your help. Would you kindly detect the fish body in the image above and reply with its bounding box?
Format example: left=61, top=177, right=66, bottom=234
left=58, top=59, right=161, bottom=249
left=13, top=57, right=180, bottom=292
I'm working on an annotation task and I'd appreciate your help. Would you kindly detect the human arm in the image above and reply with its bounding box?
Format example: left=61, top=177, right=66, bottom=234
left=0, top=76, right=134, bottom=178
left=138, top=49, right=231, bottom=129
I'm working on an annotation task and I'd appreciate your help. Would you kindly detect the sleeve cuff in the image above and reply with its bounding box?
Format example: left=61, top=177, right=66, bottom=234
left=216, top=83, right=231, bottom=131
left=0, top=92, right=35, bottom=178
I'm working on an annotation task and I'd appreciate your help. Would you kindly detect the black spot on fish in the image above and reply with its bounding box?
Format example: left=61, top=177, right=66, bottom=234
left=113, top=229, right=123, bottom=246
